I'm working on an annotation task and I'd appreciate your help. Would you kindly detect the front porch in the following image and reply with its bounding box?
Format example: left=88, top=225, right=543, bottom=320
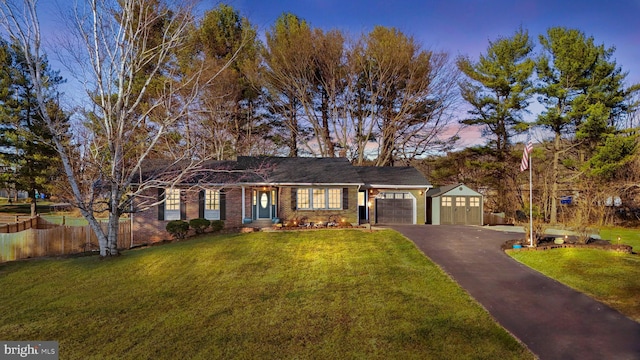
left=241, top=186, right=279, bottom=225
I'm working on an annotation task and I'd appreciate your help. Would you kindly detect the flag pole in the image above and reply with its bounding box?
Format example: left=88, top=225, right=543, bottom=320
left=520, top=131, right=534, bottom=246
left=529, top=148, right=533, bottom=247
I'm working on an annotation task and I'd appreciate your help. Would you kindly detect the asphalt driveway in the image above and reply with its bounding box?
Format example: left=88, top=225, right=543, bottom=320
left=392, top=225, right=640, bottom=360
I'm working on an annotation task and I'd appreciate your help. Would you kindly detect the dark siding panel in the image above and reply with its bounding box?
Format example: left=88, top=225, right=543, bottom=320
left=180, top=190, right=187, bottom=220
left=157, top=188, right=165, bottom=220
left=342, top=188, right=349, bottom=210
left=220, top=191, right=226, bottom=220
left=291, top=188, right=297, bottom=210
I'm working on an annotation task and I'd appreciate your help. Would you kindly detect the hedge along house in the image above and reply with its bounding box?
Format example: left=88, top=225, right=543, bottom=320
left=132, top=156, right=432, bottom=243
left=426, top=183, right=483, bottom=225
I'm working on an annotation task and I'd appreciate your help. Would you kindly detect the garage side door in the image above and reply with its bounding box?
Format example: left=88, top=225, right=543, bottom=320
left=376, top=195, right=413, bottom=224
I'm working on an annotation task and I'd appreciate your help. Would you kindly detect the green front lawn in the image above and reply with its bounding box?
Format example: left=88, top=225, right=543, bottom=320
left=0, top=230, right=532, bottom=359
left=509, top=249, right=640, bottom=322
left=600, top=227, right=640, bottom=252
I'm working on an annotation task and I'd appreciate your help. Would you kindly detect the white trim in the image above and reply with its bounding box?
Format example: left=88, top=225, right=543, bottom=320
left=245, top=182, right=364, bottom=187
left=368, top=185, right=432, bottom=190
left=241, top=186, right=246, bottom=220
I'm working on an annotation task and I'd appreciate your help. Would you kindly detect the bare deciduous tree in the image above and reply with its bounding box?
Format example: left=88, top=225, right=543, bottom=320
left=345, top=27, right=460, bottom=166
left=0, top=0, right=235, bottom=256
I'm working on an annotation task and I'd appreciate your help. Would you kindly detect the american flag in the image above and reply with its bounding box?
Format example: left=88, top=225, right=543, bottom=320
left=520, top=137, right=533, bottom=172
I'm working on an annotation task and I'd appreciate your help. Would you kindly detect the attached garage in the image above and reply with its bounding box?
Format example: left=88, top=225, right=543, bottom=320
left=355, top=166, right=431, bottom=225
left=375, top=192, right=415, bottom=224
left=427, top=184, right=483, bottom=226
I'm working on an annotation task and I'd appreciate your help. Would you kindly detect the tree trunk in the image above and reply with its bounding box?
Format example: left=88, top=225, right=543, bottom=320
left=550, top=132, right=561, bottom=224
left=106, top=183, right=121, bottom=256
left=377, top=118, right=395, bottom=166
left=320, top=91, right=335, bottom=157
left=30, top=197, right=36, bottom=217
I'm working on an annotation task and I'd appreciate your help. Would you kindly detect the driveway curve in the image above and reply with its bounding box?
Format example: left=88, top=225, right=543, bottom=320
left=392, top=225, right=640, bottom=360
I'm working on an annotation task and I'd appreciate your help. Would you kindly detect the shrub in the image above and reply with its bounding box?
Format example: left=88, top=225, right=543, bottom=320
left=166, top=220, right=190, bottom=240
left=189, top=218, right=210, bottom=234
left=210, top=220, right=224, bottom=233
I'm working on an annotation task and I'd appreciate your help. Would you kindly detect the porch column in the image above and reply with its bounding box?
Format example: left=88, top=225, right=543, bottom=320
left=241, top=186, right=246, bottom=221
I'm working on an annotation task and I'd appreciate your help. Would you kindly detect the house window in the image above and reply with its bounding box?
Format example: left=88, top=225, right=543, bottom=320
left=328, top=189, right=341, bottom=209
left=313, top=189, right=326, bottom=208
left=165, top=188, right=181, bottom=220
left=469, top=197, right=480, bottom=207
left=205, top=190, right=220, bottom=210
left=456, top=197, right=465, bottom=207
left=379, top=192, right=411, bottom=200
left=204, top=189, right=221, bottom=220
left=297, top=189, right=310, bottom=209
left=297, top=188, right=342, bottom=210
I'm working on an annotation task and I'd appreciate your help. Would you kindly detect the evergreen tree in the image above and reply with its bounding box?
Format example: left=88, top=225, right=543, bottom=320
left=457, top=28, right=535, bottom=215
left=535, top=27, right=635, bottom=223
left=0, top=40, right=65, bottom=215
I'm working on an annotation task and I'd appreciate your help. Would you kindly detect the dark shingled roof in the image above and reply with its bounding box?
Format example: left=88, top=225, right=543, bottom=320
left=138, top=156, right=430, bottom=187
left=354, top=166, right=431, bottom=187
left=236, top=156, right=363, bottom=184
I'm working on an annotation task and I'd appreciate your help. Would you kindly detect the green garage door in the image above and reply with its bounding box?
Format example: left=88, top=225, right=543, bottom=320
left=441, top=195, right=482, bottom=225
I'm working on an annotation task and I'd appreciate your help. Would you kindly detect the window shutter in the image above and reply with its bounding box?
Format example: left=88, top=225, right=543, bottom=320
left=157, top=188, right=165, bottom=220
left=220, top=191, right=226, bottom=220
left=180, top=190, right=187, bottom=220
left=291, top=188, right=297, bottom=210
left=198, top=190, right=205, bottom=218
left=343, top=188, right=349, bottom=210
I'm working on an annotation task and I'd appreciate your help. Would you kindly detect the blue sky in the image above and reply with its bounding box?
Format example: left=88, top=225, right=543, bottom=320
left=227, top=0, right=640, bottom=85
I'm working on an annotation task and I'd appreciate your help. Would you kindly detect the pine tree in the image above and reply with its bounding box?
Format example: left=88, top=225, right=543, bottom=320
left=0, top=40, right=66, bottom=216
left=457, top=28, right=535, bottom=215
left=535, top=27, right=635, bottom=223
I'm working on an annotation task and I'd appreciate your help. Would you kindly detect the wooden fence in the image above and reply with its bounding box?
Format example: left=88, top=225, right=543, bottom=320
left=0, top=217, right=131, bottom=263
left=483, top=212, right=511, bottom=226
left=0, top=216, right=39, bottom=233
